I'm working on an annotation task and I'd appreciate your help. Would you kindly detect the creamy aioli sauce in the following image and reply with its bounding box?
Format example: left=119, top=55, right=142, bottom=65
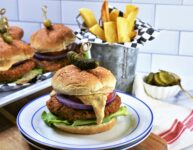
left=77, top=94, right=107, bottom=124
left=50, top=90, right=56, bottom=96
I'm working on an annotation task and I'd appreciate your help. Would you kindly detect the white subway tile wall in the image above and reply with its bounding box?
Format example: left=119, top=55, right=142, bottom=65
left=179, top=32, right=193, bottom=56
left=1, top=0, right=193, bottom=76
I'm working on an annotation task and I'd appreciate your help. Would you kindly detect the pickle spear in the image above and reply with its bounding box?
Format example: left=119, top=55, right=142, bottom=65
left=67, top=51, right=99, bottom=70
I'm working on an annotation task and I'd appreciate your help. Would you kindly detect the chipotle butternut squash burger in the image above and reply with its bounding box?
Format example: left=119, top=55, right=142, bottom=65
left=30, top=24, right=78, bottom=72
left=42, top=65, right=129, bottom=134
left=0, top=38, right=42, bottom=84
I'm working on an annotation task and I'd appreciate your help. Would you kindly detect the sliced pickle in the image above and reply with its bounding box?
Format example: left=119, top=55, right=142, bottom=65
left=145, top=70, right=193, bottom=100
left=158, top=71, right=176, bottom=86
left=153, top=73, right=166, bottom=86
left=145, top=72, right=154, bottom=84
left=67, top=51, right=99, bottom=70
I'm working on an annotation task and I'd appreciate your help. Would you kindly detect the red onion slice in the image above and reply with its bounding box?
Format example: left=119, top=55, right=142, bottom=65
left=56, top=91, right=116, bottom=110
left=34, top=43, right=80, bottom=61
left=12, top=60, right=28, bottom=67
left=34, top=52, right=67, bottom=61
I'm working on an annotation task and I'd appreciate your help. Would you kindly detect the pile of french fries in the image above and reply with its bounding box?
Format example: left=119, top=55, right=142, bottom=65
left=79, top=0, right=138, bottom=43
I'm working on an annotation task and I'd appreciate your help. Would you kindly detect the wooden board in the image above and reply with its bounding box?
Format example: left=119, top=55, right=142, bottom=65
left=0, top=90, right=168, bottom=150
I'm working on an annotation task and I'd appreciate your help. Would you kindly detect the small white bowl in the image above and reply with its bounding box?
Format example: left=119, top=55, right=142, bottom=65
left=143, top=77, right=181, bottom=99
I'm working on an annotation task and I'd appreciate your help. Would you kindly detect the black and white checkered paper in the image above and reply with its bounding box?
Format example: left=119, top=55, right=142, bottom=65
left=75, top=7, right=159, bottom=49
left=0, top=72, right=53, bottom=92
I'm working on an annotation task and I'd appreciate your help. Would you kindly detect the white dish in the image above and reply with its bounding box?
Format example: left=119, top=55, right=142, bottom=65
left=17, top=92, right=153, bottom=150
left=0, top=78, right=51, bottom=107
left=143, top=77, right=180, bottom=99
left=20, top=127, right=152, bottom=150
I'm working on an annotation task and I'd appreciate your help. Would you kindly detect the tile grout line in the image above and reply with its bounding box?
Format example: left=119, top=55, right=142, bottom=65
left=150, top=53, right=153, bottom=72
left=153, top=4, right=156, bottom=27
left=17, top=0, right=20, bottom=21
left=177, top=31, right=181, bottom=56
left=60, top=0, right=63, bottom=23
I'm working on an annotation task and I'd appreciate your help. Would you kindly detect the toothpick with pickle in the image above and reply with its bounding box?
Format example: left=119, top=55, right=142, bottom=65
left=42, top=5, right=53, bottom=30
left=0, top=8, right=13, bottom=44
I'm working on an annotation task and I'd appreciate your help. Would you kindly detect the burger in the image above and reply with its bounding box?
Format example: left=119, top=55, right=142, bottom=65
left=42, top=64, right=128, bottom=134
left=0, top=38, right=41, bottom=84
left=30, top=24, right=79, bottom=72
left=8, top=26, right=24, bottom=40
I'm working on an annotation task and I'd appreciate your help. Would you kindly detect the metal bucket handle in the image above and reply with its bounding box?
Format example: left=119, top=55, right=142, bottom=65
left=76, top=14, right=88, bottom=31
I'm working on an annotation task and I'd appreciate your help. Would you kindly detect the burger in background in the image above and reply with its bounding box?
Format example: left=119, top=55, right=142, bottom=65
left=42, top=57, right=129, bottom=134
left=0, top=9, right=43, bottom=85
left=0, top=37, right=42, bottom=84
left=0, top=8, right=24, bottom=40
left=30, top=6, right=79, bottom=72
left=8, top=26, right=24, bottom=40
left=30, top=24, right=79, bottom=72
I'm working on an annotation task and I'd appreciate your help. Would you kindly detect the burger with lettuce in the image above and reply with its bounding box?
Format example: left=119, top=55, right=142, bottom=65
left=42, top=56, right=129, bottom=134
left=0, top=38, right=42, bottom=84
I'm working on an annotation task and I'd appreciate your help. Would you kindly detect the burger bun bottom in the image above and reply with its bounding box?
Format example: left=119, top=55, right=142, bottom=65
left=54, top=118, right=117, bottom=134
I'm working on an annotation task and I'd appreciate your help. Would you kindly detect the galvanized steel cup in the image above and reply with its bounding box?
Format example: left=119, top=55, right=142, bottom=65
left=91, top=43, right=138, bottom=93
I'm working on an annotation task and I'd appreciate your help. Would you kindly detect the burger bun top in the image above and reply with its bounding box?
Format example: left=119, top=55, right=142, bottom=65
left=52, top=65, right=116, bottom=95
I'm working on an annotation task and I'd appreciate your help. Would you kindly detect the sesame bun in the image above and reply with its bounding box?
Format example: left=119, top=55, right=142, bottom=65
left=54, top=118, right=116, bottom=134
left=0, top=39, right=34, bottom=71
left=30, top=24, right=75, bottom=53
left=8, top=26, right=24, bottom=40
left=52, top=65, right=116, bottom=95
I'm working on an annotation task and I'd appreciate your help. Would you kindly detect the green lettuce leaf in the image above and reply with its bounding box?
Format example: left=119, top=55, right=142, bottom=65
left=15, top=68, right=43, bottom=84
left=41, top=106, right=129, bottom=127
left=41, top=111, right=71, bottom=126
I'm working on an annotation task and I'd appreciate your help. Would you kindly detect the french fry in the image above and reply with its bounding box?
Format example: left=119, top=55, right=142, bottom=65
left=89, top=24, right=105, bottom=41
left=110, top=9, right=119, bottom=22
left=101, top=0, right=110, bottom=23
left=117, top=17, right=130, bottom=43
left=124, top=5, right=138, bottom=40
left=124, top=5, right=138, bottom=19
left=104, top=22, right=118, bottom=43
left=126, top=13, right=137, bottom=39
left=129, top=31, right=137, bottom=40
left=79, top=8, right=97, bottom=28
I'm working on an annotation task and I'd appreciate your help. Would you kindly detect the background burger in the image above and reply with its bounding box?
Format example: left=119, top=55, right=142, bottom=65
left=42, top=64, right=128, bottom=134
left=0, top=38, right=42, bottom=84
left=30, top=24, right=79, bottom=72
left=8, top=26, right=24, bottom=40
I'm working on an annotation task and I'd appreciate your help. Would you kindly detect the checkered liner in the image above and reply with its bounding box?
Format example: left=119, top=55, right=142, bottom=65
left=75, top=7, right=159, bottom=49
left=0, top=72, right=53, bottom=92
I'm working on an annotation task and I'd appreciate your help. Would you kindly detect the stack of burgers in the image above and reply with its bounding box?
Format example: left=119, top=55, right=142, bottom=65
left=0, top=7, right=79, bottom=86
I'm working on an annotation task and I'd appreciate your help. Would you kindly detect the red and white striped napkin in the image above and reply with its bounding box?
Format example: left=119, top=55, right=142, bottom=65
left=132, top=74, right=193, bottom=150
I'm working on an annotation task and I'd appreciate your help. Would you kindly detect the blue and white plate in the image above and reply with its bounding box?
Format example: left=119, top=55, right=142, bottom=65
left=20, top=127, right=153, bottom=150
left=17, top=92, right=153, bottom=150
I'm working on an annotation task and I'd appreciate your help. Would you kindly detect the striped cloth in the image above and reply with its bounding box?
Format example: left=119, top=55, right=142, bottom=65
left=133, top=74, right=193, bottom=150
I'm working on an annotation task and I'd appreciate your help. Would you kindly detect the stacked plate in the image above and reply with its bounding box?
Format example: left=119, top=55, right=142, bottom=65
left=17, top=92, right=153, bottom=150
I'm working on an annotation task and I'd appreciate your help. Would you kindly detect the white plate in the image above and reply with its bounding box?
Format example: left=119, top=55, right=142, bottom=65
left=20, top=127, right=153, bottom=150
left=17, top=92, right=153, bottom=150
left=0, top=78, right=51, bottom=107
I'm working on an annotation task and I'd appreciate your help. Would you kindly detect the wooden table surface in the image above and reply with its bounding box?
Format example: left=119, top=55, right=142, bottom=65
left=0, top=88, right=168, bottom=150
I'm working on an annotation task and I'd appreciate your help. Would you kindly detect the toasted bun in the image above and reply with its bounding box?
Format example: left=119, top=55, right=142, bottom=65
left=54, top=118, right=116, bottom=134
left=30, top=24, right=75, bottom=53
left=0, top=39, right=34, bottom=71
left=8, top=26, right=24, bottom=40
left=52, top=65, right=116, bottom=95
